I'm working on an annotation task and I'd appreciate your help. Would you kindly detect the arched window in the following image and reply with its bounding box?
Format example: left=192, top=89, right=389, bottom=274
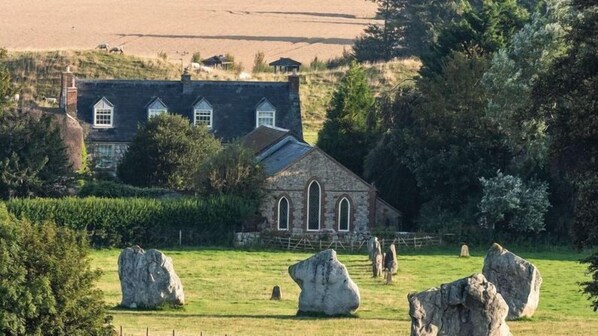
left=307, top=181, right=321, bottom=231
left=338, top=197, right=350, bottom=232
left=278, top=197, right=289, bottom=230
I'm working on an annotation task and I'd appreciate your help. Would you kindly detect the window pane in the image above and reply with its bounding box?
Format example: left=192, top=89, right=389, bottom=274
left=94, top=144, right=114, bottom=169
left=308, top=182, right=320, bottom=230
left=278, top=198, right=289, bottom=230
left=148, top=109, right=166, bottom=118
left=195, top=109, right=212, bottom=127
left=339, top=199, right=350, bottom=231
left=257, top=111, right=275, bottom=127
left=95, top=108, right=112, bottom=126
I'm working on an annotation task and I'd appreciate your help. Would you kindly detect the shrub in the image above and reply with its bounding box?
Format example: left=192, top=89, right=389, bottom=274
left=191, top=52, right=202, bottom=64
left=6, top=196, right=258, bottom=247
left=0, top=204, right=115, bottom=335
left=252, top=51, right=271, bottom=73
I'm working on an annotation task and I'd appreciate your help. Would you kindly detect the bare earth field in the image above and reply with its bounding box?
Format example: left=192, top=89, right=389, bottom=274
left=0, top=0, right=378, bottom=67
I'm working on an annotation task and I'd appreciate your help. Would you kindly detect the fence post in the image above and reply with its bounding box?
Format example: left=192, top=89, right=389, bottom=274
left=119, top=326, right=122, bottom=336
left=179, top=230, right=182, bottom=246
left=146, top=327, right=149, bottom=336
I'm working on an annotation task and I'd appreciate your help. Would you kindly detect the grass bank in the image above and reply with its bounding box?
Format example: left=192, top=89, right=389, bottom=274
left=92, top=246, right=597, bottom=335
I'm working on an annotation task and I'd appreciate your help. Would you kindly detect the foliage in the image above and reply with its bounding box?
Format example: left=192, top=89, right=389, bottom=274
left=191, top=52, right=202, bottom=64
left=0, top=109, right=73, bottom=199
left=581, top=251, right=598, bottom=311
left=533, top=0, right=598, bottom=248
left=308, top=56, right=327, bottom=71
left=483, top=0, right=570, bottom=175
left=420, top=0, right=529, bottom=76
left=78, top=180, right=173, bottom=198
left=0, top=204, right=114, bottom=335
left=479, top=171, right=549, bottom=233
left=117, top=114, right=221, bottom=191
left=317, top=62, right=377, bottom=176
left=6, top=196, right=257, bottom=247
left=197, top=142, right=266, bottom=200
left=251, top=51, right=270, bottom=73
left=353, top=0, right=405, bottom=62
left=0, top=48, right=16, bottom=111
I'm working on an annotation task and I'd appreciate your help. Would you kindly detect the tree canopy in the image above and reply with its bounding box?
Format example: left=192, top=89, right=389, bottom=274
left=117, top=114, right=221, bottom=190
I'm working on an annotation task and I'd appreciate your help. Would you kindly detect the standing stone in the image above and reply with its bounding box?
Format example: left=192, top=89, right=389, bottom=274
left=118, top=246, right=185, bottom=309
left=408, top=273, right=510, bottom=336
left=368, top=236, right=381, bottom=262
left=482, top=243, right=542, bottom=320
left=384, top=243, right=398, bottom=274
left=288, top=249, right=360, bottom=316
left=460, top=244, right=470, bottom=257
left=271, top=285, right=282, bottom=300
left=373, top=251, right=383, bottom=278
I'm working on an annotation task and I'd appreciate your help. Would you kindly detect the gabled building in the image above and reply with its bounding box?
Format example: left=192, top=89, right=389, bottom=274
left=243, top=125, right=401, bottom=234
left=269, top=57, right=302, bottom=73
left=59, top=68, right=302, bottom=171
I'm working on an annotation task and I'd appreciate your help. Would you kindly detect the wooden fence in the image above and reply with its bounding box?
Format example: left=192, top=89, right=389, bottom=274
left=117, top=326, right=229, bottom=336
left=259, top=233, right=448, bottom=252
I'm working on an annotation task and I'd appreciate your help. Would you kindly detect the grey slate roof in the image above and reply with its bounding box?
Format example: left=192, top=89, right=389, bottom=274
left=256, top=135, right=312, bottom=176
left=242, top=125, right=291, bottom=155
left=76, top=78, right=302, bottom=143
left=269, top=57, right=302, bottom=67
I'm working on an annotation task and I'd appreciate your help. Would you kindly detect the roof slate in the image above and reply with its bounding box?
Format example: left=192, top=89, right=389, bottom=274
left=257, top=136, right=313, bottom=176
left=269, top=57, right=302, bottom=67
left=76, top=79, right=302, bottom=143
left=242, top=125, right=290, bottom=155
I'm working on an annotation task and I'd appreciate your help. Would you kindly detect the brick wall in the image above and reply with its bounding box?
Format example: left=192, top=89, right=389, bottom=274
left=260, top=149, right=373, bottom=234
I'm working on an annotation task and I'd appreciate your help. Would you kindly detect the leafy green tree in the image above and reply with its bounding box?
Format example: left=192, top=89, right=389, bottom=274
left=479, top=171, right=549, bottom=233
left=421, top=0, right=529, bottom=76
left=117, top=114, right=221, bottom=190
left=0, top=204, right=114, bottom=335
left=483, top=0, right=570, bottom=175
left=406, top=52, right=512, bottom=228
left=364, top=88, right=422, bottom=229
left=252, top=51, right=270, bottom=73
left=0, top=110, right=73, bottom=199
left=197, top=141, right=266, bottom=200
left=317, top=62, right=377, bottom=177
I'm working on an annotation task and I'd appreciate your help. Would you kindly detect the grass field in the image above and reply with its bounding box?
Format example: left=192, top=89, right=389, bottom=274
left=92, top=246, right=598, bottom=336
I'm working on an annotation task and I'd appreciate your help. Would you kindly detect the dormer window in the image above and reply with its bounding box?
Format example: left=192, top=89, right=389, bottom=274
left=256, top=98, right=276, bottom=128
left=193, top=98, right=213, bottom=129
left=93, top=97, right=114, bottom=128
left=147, top=97, right=168, bottom=119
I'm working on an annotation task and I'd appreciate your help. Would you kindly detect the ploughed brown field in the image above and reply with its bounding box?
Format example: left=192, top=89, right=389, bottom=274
left=0, top=0, right=378, bottom=67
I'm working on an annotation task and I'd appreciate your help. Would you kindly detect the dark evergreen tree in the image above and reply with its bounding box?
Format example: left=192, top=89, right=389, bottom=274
left=117, top=114, right=221, bottom=190
left=317, top=62, right=377, bottom=177
left=354, top=0, right=405, bottom=62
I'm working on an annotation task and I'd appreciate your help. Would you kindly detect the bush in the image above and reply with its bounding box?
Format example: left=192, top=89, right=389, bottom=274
left=6, top=196, right=258, bottom=247
left=191, top=52, right=202, bottom=64
left=0, top=204, right=115, bottom=335
left=78, top=181, right=174, bottom=198
left=252, top=51, right=270, bottom=73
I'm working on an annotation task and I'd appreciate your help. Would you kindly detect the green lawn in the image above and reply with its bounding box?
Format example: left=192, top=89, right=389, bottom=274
left=92, top=247, right=598, bottom=336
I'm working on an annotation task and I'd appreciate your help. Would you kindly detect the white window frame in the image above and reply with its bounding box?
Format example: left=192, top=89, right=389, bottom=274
left=148, top=108, right=167, bottom=119
left=277, top=197, right=290, bottom=231
left=94, top=107, right=113, bottom=128
left=194, top=108, right=213, bottom=128
left=338, top=197, right=351, bottom=232
left=306, top=180, right=321, bottom=232
left=256, top=110, right=275, bottom=128
left=94, top=143, right=115, bottom=169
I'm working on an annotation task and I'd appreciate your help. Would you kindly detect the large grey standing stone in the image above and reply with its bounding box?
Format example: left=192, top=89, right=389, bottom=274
left=384, top=243, right=398, bottom=274
left=368, top=236, right=381, bottom=262
left=118, top=246, right=185, bottom=308
left=408, top=273, right=511, bottom=336
left=482, top=243, right=542, bottom=320
left=288, top=249, right=360, bottom=316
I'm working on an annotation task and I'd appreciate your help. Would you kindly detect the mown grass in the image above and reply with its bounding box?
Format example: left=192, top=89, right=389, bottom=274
left=4, top=51, right=420, bottom=144
left=92, top=246, right=598, bottom=336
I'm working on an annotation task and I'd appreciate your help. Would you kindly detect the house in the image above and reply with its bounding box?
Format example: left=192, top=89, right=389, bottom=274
left=243, top=125, right=401, bottom=235
left=201, top=55, right=233, bottom=70
left=59, top=68, right=302, bottom=171
left=269, top=57, right=302, bottom=73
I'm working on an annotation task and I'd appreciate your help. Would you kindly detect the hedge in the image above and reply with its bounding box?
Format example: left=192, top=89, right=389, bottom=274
left=77, top=181, right=175, bottom=198
left=6, top=196, right=257, bottom=247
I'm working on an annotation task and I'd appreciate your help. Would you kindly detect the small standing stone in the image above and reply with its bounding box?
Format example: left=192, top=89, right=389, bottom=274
left=271, top=285, right=282, bottom=300
left=373, top=250, right=383, bottom=277
left=384, top=244, right=398, bottom=274
left=385, top=271, right=393, bottom=284
left=460, top=244, right=470, bottom=257
left=368, top=236, right=381, bottom=262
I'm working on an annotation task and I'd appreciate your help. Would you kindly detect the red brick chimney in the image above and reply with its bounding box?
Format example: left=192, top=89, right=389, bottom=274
left=60, top=66, right=77, bottom=117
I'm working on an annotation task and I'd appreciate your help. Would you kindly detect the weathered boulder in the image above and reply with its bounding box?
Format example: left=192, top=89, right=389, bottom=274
left=118, top=246, right=185, bottom=308
left=408, top=273, right=511, bottom=336
left=288, top=249, right=360, bottom=316
left=482, top=243, right=542, bottom=320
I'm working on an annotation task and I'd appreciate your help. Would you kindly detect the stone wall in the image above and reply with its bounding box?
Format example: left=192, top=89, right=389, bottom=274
left=260, top=149, right=374, bottom=234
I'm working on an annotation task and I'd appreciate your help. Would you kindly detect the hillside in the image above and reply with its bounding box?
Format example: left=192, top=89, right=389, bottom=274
left=3, top=51, right=420, bottom=143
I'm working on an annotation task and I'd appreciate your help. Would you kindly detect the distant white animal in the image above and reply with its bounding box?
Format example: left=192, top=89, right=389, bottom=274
left=97, top=43, right=110, bottom=51
left=190, top=62, right=201, bottom=70
left=238, top=72, right=252, bottom=80
left=109, top=46, right=124, bottom=54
